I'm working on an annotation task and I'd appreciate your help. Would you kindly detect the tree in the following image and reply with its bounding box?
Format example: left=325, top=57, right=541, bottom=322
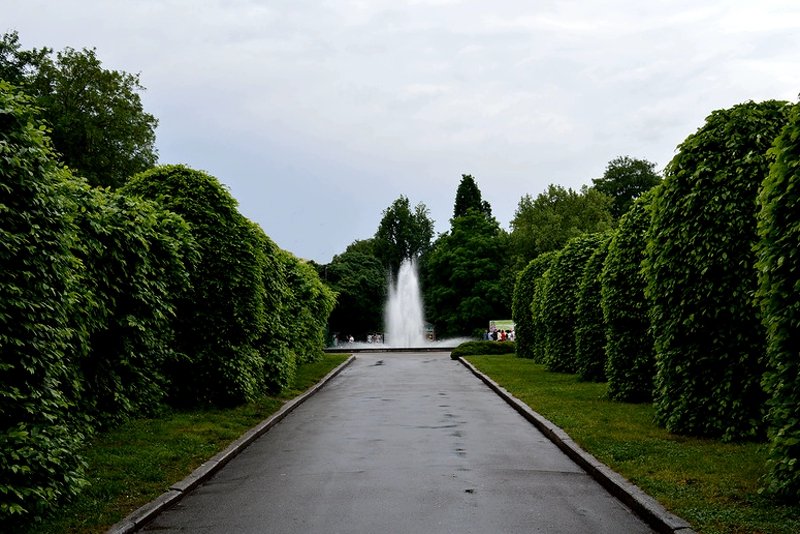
left=453, top=174, right=492, bottom=218
left=374, top=196, right=434, bottom=275
left=421, top=211, right=509, bottom=337
left=0, top=31, right=158, bottom=188
left=509, top=184, right=613, bottom=271
left=645, top=99, right=790, bottom=441
left=321, top=239, right=387, bottom=341
left=592, top=156, right=662, bottom=219
left=755, top=100, right=800, bottom=500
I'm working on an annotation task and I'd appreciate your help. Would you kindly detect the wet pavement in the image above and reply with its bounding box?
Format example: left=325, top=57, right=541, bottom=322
left=142, top=352, right=654, bottom=533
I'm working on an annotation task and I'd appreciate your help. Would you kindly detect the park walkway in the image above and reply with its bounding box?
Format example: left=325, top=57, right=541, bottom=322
left=142, top=352, right=654, bottom=533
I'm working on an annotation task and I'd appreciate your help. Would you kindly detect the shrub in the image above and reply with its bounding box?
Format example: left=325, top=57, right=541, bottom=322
left=756, top=100, right=800, bottom=499
left=122, top=165, right=267, bottom=406
left=65, top=181, right=196, bottom=426
left=528, top=251, right=557, bottom=363
left=0, top=84, right=88, bottom=525
left=512, top=257, right=541, bottom=359
left=645, top=99, right=791, bottom=441
left=542, top=233, right=607, bottom=373
left=450, top=340, right=515, bottom=359
left=601, top=190, right=657, bottom=402
left=575, top=232, right=612, bottom=382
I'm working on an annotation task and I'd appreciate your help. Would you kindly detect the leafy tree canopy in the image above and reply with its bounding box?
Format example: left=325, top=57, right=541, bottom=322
left=0, top=30, right=158, bottom=188
left=374, top=195, right=434, bottom=275
left=509, top=184, right=613, bottom=270
left=592, top=156, right=662, bottom=218
left=453, top=174, right=492, bottom=219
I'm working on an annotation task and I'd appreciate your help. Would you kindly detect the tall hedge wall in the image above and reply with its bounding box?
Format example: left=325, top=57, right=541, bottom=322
left=601, top=189, right=657, bottom=402
left=513, top=256, right=543, bottom=359
left=0, top=83, right=90, bottom=525
left=575, top=233, right=612, bottom=382
left=645, top=100, right=790, bottom=441
left=756, top=101, right=800, bottom=499
left=541, top=233, right=606, bottom=373
left=528, top=251, right=557, bottom=363
left=122, top=165, right=269, bottom=406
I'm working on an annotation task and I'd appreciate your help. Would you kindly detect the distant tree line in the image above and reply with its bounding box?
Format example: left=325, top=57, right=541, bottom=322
left=0, top=35, right=335, bottom=526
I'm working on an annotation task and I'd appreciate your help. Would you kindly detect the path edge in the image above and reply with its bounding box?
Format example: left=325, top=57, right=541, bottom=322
left=106, top=354, right=357, bottom=534
left=457, top=356, right=696, bottom=534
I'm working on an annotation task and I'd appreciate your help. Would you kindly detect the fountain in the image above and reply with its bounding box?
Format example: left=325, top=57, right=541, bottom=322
left=384, top=257, right=426, bottom=347
left=328, top=256, right=472, bottom=351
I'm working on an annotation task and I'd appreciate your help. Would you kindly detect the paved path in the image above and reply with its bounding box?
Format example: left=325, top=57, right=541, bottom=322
left=143, top=352, right=653, bottom=533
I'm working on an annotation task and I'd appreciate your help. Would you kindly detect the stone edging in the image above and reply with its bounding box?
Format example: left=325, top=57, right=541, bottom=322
left=457, top=356, right=696, bottom=534
left=106, top=354, right=357, bottom=534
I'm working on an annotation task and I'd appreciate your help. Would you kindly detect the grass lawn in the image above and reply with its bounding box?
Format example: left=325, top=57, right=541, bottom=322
left=465, top=354, right=800, bottom=534
left=22, top=353, right=350, bottom=534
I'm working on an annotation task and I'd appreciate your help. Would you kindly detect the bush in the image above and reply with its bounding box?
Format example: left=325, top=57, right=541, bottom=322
left=528, top=251, right=557, bottom=363
left=122, top=165, right=268, bottom=406
left=645, top=99, right=791, bottom=441
left=512, top=256, right=542, bottom=359
left=756, top=100, right=800, bottom=499
left=450, top=340, right=515, bottom=359
left=66, top=181, right=196, bottom=426
left=601, top=190, right=658, bottom=402
left=575, top=233, right=612, bottom=382
left=0, top=83, right=89, bottom=525
left=541, top=233, right=607, bottom=373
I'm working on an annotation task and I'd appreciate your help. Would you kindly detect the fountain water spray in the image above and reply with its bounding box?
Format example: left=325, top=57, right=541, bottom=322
left=384, top=258, right=426, bottom=347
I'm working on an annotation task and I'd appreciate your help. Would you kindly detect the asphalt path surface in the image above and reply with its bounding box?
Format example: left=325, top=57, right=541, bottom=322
left=143, top=352, right=653, bottom=533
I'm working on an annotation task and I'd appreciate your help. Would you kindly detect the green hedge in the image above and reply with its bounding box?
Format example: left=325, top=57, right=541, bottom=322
left=645, top=100, right=790, bottom=441
left=450, top=340, right=515, bottom=359
left=541, top=233, right=606, bottom=373
left=575, top=233, right=612, bottom=382
left=67, top=181, right=197, bottom=426
left=0, top=84, right=89, bottom=525
left=756, top=101, right=800, bottom=499
left=512, top=257, right=540, bottom=359
left=601, top=190, right=657, bottom=402
left=528, top=251, right=557, bottom=363
left=122, top=165, right=269, bottom=406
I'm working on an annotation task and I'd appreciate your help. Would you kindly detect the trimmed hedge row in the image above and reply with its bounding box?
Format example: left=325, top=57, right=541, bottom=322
left=0, top=85, right=335, bottom=525
left=575, top=232, right=612, bottom=382
left=450, top=340, right=516, bottom=359
left=755, top=101, right=800, bottom=500
left=516, top=97, right=799, bottom=500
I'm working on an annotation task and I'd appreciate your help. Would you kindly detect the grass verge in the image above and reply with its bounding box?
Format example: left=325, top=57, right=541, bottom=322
left=23, top=353, right=350, bottom=534
left=465, top=354, right=800, bottom=534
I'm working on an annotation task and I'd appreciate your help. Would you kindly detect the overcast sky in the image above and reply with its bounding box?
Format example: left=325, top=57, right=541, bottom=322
left=5, top=1, right=799, bottom=263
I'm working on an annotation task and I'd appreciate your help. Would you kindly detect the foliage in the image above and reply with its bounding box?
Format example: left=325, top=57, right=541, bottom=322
left=601, top=190, right=658, bottom=402
left=0, top=83, right=89, bottom=526
left=645, top=99, right=791, bottom=441
left=122, top=165, right=267, bottom=406
left=0, top=31, right=158, bottom=188
left=279, top=249, right=336, bottom=365
left=512, top=252, right=555, bottom=359
left=453, top=174, right=492, bottom=219
left=592, top=155, right=662, bottom=219
left=373, top=195, right=434, bottom=275
left=509, top=184, right=614, bottom=272
left=421, top=210, right=509, bottom=338
left=575, top=232, right=613, bottom=382
left=755, top=100, right=800, bottom=500
left=450, top=340, right=515, bottom=359
left=323, top=239, right=386, bottom=340
left=65, top=181, right=197, bottom=427
left=540, top=233, right=606, bottom=373
left=528, top=251, right=558, bottom=363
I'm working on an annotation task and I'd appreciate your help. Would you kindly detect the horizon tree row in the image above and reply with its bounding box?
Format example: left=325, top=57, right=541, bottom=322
left=513, top=97, right=800, bottom=501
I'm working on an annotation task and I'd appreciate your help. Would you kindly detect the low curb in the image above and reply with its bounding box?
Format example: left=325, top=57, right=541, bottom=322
left=457, top=356, right=696, bottom=534
left=106, top=354, right=357, bottom=534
